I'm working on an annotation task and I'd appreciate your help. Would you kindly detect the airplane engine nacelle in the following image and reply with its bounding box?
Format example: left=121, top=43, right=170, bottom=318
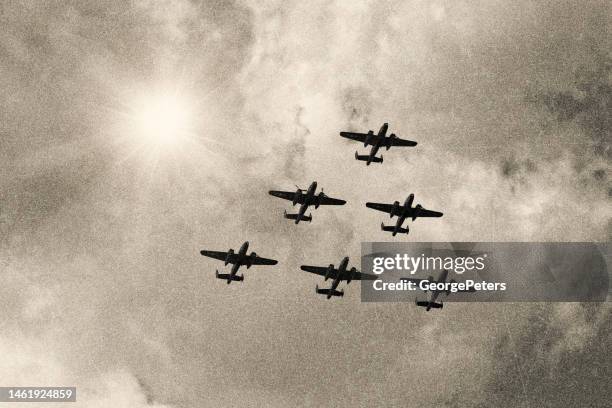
left=386, top=134, right=396, bottom=150
left=224, top=249, right=234, bottom=266
left=364, top=131, right=374, bottom=147
left=346, top=267, right=357, bottom=284
left=293, top=189, right=302, bottom=206
left=247, top=252, right=257, bottom=268
left=391, top=201, right=400, bottom=218
left=412, top=204, right=422, bottom=221
left=324, top=264, right=334, bottom=281
left=315, top=192, right=326, bottom=209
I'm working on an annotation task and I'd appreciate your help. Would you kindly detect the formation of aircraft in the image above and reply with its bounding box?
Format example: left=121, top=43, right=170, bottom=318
left=366, top=193, right=443, bottom=236
left=340, top=122, right=417, bottom=165
left=199, top=123, right=451, bottom=309
left=269, top=181, right=346, bottom=224
left=199, top=241, right=278, bottom=284
left=401, top=269, right=475, bottom=311
left=300, top=257, right=377, bottom=299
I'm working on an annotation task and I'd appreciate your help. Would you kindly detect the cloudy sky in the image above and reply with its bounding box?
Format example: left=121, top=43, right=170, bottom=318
left=0, top=0, right=610, bottom=406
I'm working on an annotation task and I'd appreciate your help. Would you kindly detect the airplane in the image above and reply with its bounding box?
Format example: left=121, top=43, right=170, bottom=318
left=365, top=193, right=443, bottom=236
left=199, top=241, right=278, bottom=284
left=300, top=256, right=377, bottom=299
left=339, top=122, right=417, bottom=165
left=401, top=269, right=475, bottom=311
left=268, top=181, right=346, bottom=224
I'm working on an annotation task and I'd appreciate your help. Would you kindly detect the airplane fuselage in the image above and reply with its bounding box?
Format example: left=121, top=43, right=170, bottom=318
left=327, top=278, right=341, bottom=299
left=426, top=291, right=441, bottom=311
left=295, top=181, right=318, bottom=224
left=425, top=269, right=448, bottom=310
left=326, top=257, right=348, bottom=299
left=364, top=123, right=388, bottom=165
left=364, top=123, right=388, bottom=148
left=391, top=216, right=406, bottom=236
left=389, top=194, right=415, bottom=236
left=229, top=241, right=249, bottom=281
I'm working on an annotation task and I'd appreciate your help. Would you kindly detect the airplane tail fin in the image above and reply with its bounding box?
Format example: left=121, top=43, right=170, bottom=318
left=284, top=211, right=312, bottom=223
left=316, top=285, right=344, bottom=299
left=215, top=270, right=244, bottom=283
left=355, top=152, right=383, bottom=164
left=381, top=223, right=409, bottom=235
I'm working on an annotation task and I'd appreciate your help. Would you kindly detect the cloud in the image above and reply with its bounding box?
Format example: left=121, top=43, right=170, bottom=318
left=478, top=303, right=612, bottom=407
left=0, top=333, right=174, bottom=407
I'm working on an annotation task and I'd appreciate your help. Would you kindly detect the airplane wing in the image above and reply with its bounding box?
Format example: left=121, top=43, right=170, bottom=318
left=365, top=202, right=394, bottom=214
left=301, top=265, right=337, bottom=278
left=249, top=255, right=278, bottom=266
left=339, top=131, right=369, bottom=143
left=317, top=195, right=347, bottom=206
left=269, top=190, right=303, bottom=203
left=411, top=208, right=443, bottom=218
left=388, top=136, right=417, bottom=147
left=300, top=265, right=377, bottom=281
left=200, top=250, right=238, bottom=263
left=345, top=270, right=378, bottom=281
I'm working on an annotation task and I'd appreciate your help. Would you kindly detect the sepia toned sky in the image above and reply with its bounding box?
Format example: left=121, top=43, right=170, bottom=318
left=0, top=0, right=610, bottom=406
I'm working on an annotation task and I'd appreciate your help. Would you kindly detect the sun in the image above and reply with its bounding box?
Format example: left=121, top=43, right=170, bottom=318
left=129, top=92, right=194, bottom=147
left=112, top=84, right=221, bottom=170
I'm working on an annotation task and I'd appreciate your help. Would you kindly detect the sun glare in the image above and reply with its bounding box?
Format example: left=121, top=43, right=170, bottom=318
left=114, top=84, right=223, bottom=171
left=131, top=93, right=193, bottom=147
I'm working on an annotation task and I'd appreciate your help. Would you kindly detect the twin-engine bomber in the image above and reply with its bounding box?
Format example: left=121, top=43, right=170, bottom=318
left=300, top=257, right=377, bottom=299
left=401, top=269, right=475, bottom=311
left=200, top=241, right=278, bottom=284
left=340, top=122, right=417, bottom=165
left=366, top=193, right=443, bottom=236
left=269, top=181, right=346, bottom=224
